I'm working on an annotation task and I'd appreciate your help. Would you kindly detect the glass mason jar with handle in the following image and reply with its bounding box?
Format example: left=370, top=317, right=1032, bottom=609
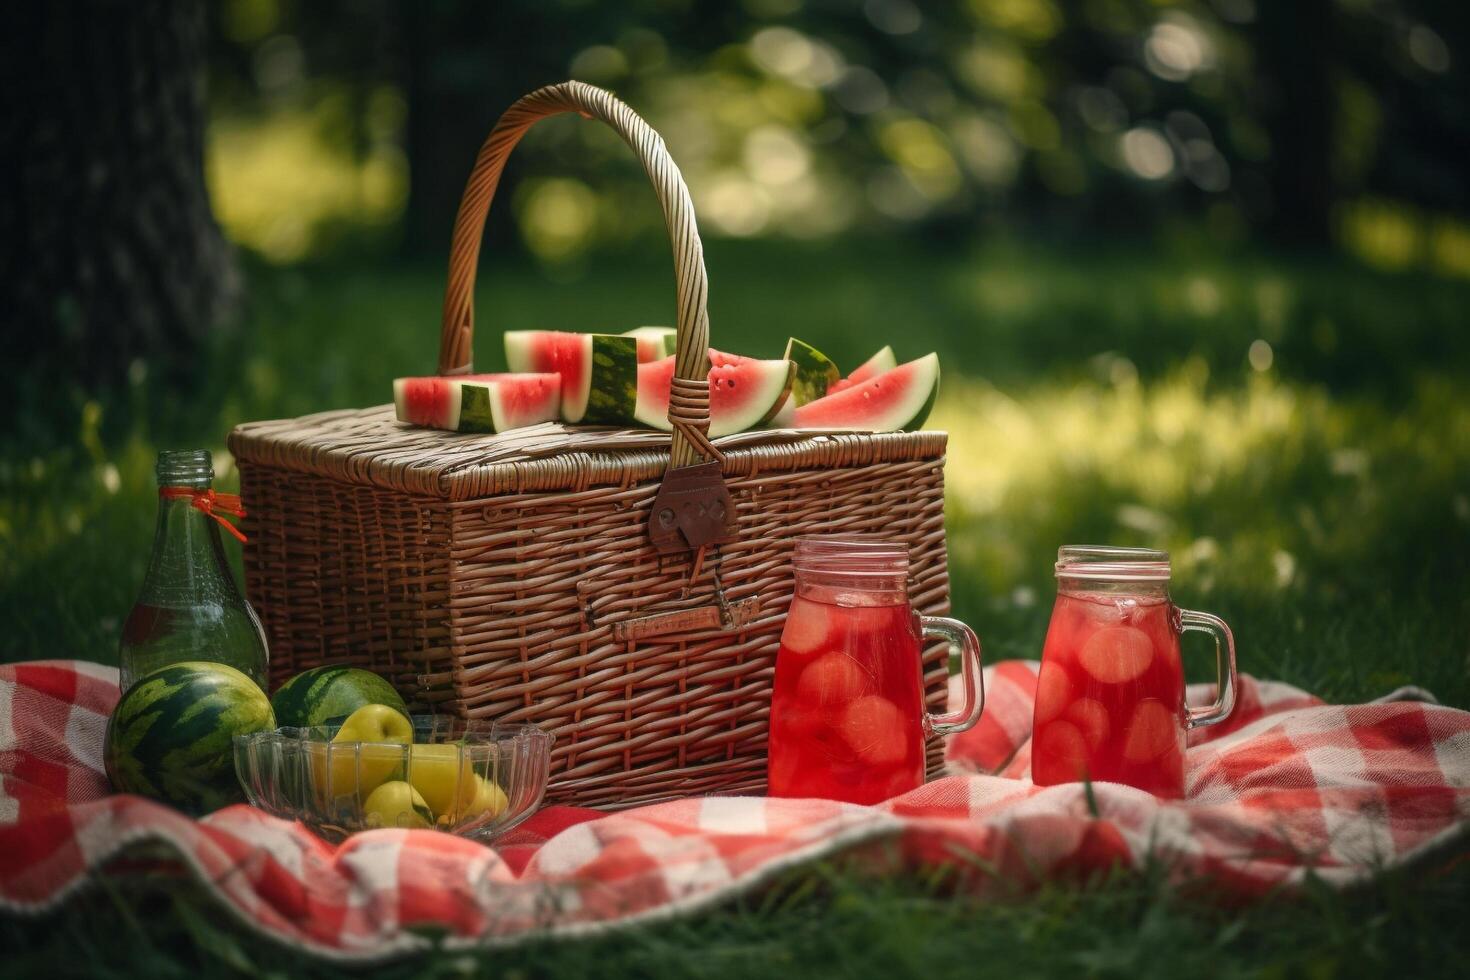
left=767, top=536, right=984, bottom=805
left=118, top=450, right=269, bottom=693
left=1031, top=546, right=1237, bottom=798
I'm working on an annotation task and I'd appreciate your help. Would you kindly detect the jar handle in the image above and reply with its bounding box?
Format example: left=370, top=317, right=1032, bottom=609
left=1179, top=608, right=1238, bottom=729
left=919, top=616, right=985, bottom=737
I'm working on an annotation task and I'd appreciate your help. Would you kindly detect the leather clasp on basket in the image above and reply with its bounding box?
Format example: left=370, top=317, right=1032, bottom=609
left=647, top=461, right=736, bottom=554
left=612, top=596, right=762, bottom=642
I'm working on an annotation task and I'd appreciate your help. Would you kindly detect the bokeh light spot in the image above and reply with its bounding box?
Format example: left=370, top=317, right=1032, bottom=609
left=1407, top=25, right=1450, bottom=74
left=569, top=45, right=629, bottom=83
left=1120, top=127, right=1175, bottom=180
left=701, top=173, right=773, bottom=236
left=1143, top=17, right=1212, bottom=82
left=1248, top=339, right=1274, bottom=373
left=516, top=178, right=599, bottom=263
left=743, top=125, right=812, bottom=186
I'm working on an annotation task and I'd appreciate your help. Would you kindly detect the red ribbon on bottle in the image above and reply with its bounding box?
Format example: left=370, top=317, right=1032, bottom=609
left=159, top=487, right=249, bottom=544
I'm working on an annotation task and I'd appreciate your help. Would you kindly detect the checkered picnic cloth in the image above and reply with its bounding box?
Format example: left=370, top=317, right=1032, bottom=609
left=2, top=659, right=1467, bottom=960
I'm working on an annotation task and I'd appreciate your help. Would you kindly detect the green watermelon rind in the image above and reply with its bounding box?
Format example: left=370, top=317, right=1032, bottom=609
left=105, top=662, right=275, bottom=814
left=456, top=384, right=497, bottom=432
left=459, top=380, right=562, bottom=433
left=270, top=665, right=410, bottom=729
left=581, top=334, right=640, bottom=425
left=783, top=337, right=840, bottom=406
left=767, top=338, right=837, bottom=427
left=904, top=363, right=940, bottom=431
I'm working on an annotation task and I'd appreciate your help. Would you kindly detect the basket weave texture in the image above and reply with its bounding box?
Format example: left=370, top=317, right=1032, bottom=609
left=228, top=81, right=953, bottom=809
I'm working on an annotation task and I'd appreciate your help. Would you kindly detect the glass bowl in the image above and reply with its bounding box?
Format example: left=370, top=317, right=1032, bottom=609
left=233, top=716, right=553, bottom=842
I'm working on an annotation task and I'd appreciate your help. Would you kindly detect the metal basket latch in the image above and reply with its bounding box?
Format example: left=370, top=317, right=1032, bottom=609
left=648, top=460, right=736, bottom=555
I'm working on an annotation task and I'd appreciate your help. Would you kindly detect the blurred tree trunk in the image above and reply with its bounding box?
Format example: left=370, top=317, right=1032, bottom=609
left=1252, top=0, right=1336, bottom=246
left=0, top=0, right=239, bottom=391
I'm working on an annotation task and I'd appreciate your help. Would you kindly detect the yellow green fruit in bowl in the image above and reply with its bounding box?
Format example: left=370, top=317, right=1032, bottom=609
left=462, top=775, right=509, bottom=821
left=270, top=665, right=409, bottom=728
left=235, top=718, right=553, bottom=842
left=362, top=780, right=433, bottom=830
left=406, top=743, right=478, bottom=820
left=336, top=703, right=414, bottom=744
left=307, top=703, right=413, bottom=800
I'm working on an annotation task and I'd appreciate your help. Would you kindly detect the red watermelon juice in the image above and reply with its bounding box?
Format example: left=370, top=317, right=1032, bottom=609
left=767, top=593, right=927, bottom=804
left=766, top=537, right=985, bottom=805
left=1030, top=590, right=1186, bottom=797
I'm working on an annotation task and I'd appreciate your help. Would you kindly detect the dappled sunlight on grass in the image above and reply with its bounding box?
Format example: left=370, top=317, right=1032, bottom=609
left=935, top=366, right=1470, bottom=607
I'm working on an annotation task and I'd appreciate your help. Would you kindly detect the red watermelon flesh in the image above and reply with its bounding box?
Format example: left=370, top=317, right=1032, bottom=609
left=393, top=373, right=561, bottom=433
left=828, top=345, right=898, bottom=395
left=790, top=353, right=939, bottom=432
left=634, top=356, right=795, bottom=437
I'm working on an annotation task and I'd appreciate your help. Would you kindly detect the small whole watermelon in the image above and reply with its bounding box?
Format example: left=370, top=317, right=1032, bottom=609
left=270, top=665, right=408, bottom=729
left=105, top=662, right=275, bottom=814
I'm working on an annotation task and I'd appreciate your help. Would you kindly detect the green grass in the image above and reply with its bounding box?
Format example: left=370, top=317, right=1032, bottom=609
left=3, top=238, right=1469, bottom=974
left=5, top=856, right=1468, bottom=978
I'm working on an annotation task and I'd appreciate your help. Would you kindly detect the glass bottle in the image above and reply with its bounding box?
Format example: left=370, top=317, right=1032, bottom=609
left=118, top=450, right=269, bottom=693
left=767, top=536, right=984, bottom=804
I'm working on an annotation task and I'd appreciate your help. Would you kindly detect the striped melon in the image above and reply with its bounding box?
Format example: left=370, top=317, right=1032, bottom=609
left=104, top=662, right=275, bottom=814
left=270, top=665, right=409, bottom=729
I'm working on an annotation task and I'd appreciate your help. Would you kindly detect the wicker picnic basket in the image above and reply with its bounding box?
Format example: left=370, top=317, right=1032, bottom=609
left=227, top=80, right=954, bottom=809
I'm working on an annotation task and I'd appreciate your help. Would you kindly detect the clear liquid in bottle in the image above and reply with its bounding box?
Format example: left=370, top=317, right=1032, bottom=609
left=118, top=450, right=269, bottom=693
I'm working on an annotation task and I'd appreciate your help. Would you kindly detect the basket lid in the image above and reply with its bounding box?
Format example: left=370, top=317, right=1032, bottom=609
left=228, top=407, right=947, bottom=500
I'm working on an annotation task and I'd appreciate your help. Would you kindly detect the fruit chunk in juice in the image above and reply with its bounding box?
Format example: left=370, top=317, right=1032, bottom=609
left=1031, top=592, right=1186, bottom=797
left=767, top=596, right=925, bottom=804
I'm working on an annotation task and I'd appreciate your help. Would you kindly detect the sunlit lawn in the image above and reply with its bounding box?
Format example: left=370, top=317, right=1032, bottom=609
left=2, top=239, right=1469, bottom=974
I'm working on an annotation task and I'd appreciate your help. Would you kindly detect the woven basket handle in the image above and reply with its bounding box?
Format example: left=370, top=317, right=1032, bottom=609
left=440, top=80, right=715, bottom=470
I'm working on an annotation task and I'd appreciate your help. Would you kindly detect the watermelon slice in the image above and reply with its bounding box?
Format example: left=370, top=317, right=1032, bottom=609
left=622, top=326, right=677, bottom=362
left=789, top=353, right=940, bottom=432
left=504, top=331, right=639, bottom=425
left=393, top=373, right=561, bottom=433
left=828, top=345, right=898, bottom=395
left=770, top=337, right=840, bottom=427
left=634, top=355, right=794, bottom=437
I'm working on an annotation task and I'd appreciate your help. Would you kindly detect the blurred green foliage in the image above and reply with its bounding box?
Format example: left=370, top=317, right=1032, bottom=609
left=204, top=0, right=1469, bottom=275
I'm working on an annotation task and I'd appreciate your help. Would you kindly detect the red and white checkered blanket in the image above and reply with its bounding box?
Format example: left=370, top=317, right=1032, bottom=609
left=2, top=659, right=1467, bottom=960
